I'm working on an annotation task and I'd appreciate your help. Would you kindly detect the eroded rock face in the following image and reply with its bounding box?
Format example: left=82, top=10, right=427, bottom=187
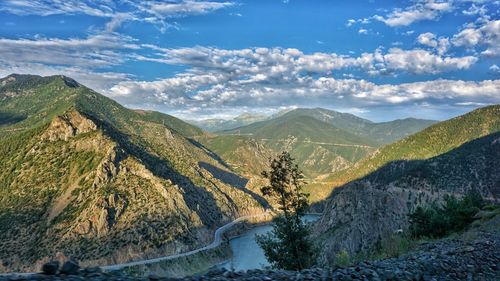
left=0, top=75, right=16, bottom=86
left=314, top=183, right=436, bottom=265
left=314, top=132, right=500, bottom=267
left=92, top=146, right=125, bottom=188
left=93, top=193, right=128, bottom=237
left=41, top=111, right=97, bottom=141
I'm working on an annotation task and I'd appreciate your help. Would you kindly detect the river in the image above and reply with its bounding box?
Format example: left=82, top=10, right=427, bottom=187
left=219, top=214, right=320, bottom=271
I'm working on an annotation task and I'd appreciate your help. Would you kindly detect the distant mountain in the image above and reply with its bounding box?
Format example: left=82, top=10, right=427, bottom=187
left=187, top=113, right=267, bottom=132
left=313, top=105, right=500, bottom=266
left=270, top=108, right=437, bottom=145
left=0, top=74, right=265, bottom=272
left=220, top=113, right=378, bottom=181
left=218, top=108, right=435, bottom=183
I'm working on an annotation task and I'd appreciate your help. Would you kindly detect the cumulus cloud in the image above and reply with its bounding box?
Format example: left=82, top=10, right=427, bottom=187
left=358, top=28, right=368, bottom=35
left=417, top=32, right=438, bottom=47
left=106, top=72, right=500, bottom=116
left=99, top=45, right=492, bottom=116
left=417, top=32, right=450, bottom=55
left=452, top=19, right=500, bottom=56
left=138, top=45, right=477, bottom=78
left=380, top=48, right=475, bottom=74
left=373, top=0, right=453, bottom=27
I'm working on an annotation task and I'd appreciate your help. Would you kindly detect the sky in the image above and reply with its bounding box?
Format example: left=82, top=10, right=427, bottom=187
left=0, top=0, right=499, bottom=121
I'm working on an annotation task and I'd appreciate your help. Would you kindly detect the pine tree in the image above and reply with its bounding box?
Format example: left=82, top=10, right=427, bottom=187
left=256, top=151, right=317, bottom=270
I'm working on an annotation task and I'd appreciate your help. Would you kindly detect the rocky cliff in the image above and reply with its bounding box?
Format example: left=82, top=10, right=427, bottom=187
left=313, top=105, right=500, bottom=266
left=0, top=74, right=266, bottom=272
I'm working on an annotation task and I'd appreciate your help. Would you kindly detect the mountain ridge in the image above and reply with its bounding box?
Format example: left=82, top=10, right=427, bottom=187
left=0, top=74, right=265, bottom=272
left=313, top=104, right=500, bottom=266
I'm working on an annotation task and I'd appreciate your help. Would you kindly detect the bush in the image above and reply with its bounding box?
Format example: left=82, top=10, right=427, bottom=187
left=408, top=189, right=484, bottom=238
left=335, top=249, right=351, bottom=267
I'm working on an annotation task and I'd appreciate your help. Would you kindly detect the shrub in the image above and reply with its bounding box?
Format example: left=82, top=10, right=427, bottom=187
left=335, top=249, right=351, bottom=267
left=408, top=189, right=484, bottom=238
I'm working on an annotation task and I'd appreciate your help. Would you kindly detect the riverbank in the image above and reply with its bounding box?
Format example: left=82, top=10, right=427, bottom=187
left=2, top=227, right=498, bottom=281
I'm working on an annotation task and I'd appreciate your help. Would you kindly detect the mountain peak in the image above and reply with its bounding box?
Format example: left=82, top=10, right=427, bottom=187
left=1, top=74, right=80, bottom=89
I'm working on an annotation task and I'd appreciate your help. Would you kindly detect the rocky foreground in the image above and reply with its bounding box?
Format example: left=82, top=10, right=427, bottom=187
left=1, top=232, right=498, bottom=281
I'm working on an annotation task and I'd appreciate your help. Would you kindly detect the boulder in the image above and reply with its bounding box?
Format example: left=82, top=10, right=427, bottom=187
left=41, top=261, right=60, bottom=275
left=60, top=260, right=79, bottom=275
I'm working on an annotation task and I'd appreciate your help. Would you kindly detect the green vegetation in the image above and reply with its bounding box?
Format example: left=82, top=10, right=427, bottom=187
left=409, top=189, right=485, bottom=239
left=220, top=113, right=377, bottom=180
left=216, top=107, right=435, bottom=195
left=334, top=250, right=351, bottom=267
left=0, top=74, right=265, bottom=271
left=330, top=105, right=500, bottom=188
left=256, top=152, right=317, bottom=270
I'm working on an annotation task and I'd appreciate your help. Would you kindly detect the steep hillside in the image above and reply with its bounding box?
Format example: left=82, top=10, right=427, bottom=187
left=313, top=105, right=500, bottom=266
left=0, top=74, right=265, bottom=272
left=197, top=135, right=271, bottom=178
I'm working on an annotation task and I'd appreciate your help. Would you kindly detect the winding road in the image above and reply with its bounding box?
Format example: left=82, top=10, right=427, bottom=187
left=1, top=211, right=324, bottom=276
left=0, top=212, right=271, bottom=276
left=101, top=211, right=272, bottom=272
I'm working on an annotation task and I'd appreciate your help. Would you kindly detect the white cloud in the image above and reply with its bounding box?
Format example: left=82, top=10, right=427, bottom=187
left=452, top=19, right=500, bottom=56
left=0, top=33, right=139, bottom=68
left=381, top=48, right=475, bottom=74
left=0, top=0, right=235, bottom=32
left=106, top=72, right=500, bottom=115
left=417, top=32, right=438, bottom=47
left=462, top=3, right=487, bottom=16
left=373, top=0, right=453, bottom=27
left=358, top=28, right=368, bottom=35
left=0, top=0, right=113, bottom=17
left=100, top=46, right=490, bottom=116
left=146, top=1, right=234, bottom=18
left=417, top=32, right=450, bottom=55
left=139, top=45, right=477, bottom=78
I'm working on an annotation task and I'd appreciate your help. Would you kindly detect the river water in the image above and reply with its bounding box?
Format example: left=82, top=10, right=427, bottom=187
left=219, top=214, right=320, bottom=271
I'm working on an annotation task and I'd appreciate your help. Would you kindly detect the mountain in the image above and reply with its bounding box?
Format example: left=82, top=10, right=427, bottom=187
left=187, top=113, right=267, bottom=132
left=218, top=108, right=434, bottom=190
left=313, top=105, right=500, bottom=266
left=220, top=113, right=378, bottom=183
left=0, top=74, right=265, bottom=272
left=268, top=108, right=437, bottom=145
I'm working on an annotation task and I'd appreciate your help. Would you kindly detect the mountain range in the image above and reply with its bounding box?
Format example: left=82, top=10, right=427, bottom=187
left=215, top=108, right=436, bottom=202
left=313, top=105, right=500, bottom=266
left=1, top=74, right=498, bottom=274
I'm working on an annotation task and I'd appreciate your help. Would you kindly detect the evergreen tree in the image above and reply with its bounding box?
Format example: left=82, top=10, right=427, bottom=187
left=256, top=151, right=317, bottom=270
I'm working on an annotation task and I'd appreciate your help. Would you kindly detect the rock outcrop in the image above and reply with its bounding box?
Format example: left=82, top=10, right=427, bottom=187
left=41, top=110, right=97, bottom=141
left=0, top=74, right=266, bottom=273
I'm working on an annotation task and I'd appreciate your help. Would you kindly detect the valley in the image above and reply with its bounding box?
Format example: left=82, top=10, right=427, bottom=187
left=1, top=1, right=499, bottom=279
left=0, top=74, right=498, bottom=279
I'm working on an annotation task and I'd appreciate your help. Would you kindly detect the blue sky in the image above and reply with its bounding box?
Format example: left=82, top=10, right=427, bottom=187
left=0, top=0, right=499, bottom=121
